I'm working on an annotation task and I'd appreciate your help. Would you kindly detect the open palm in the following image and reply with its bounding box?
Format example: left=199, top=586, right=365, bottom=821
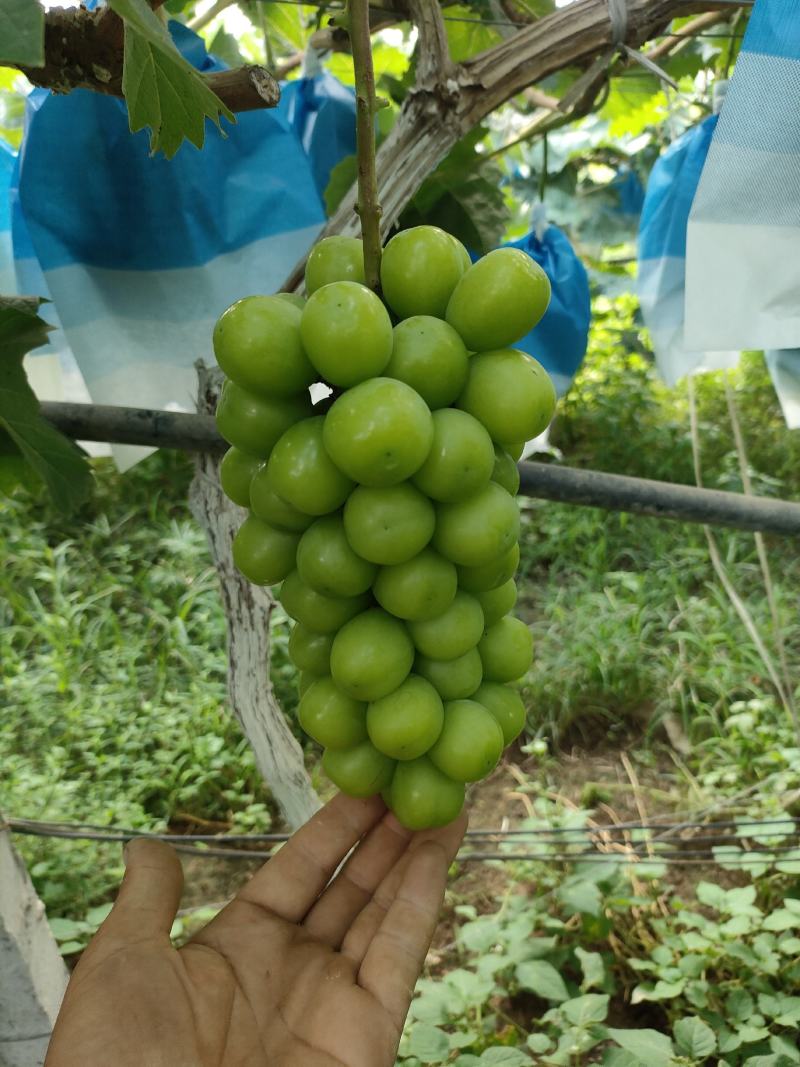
left=45, top=793, right=466, bottom=1067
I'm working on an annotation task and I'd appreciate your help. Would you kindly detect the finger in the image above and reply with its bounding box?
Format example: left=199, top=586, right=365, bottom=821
left=341, top=810, right=466, bottom=967
left=96, top=839, right=183, bottom=945
left=357, top=842, right=450, bottom=1031
left=302, top=810, right=412, bottom=948
left=235, top=793, right=386, bottom=923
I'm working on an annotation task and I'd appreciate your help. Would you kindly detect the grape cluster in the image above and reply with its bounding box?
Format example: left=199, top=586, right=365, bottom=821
left=213, top=226, right=555, bottom=830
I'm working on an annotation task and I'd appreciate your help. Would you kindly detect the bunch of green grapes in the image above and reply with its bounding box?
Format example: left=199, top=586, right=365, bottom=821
left=213, top=226, right=554, bottom=830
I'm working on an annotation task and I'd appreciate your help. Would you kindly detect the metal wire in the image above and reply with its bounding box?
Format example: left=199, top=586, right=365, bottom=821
left=250, top=0, right=753, bottom=31
left=6, top=816, right=800, bottom=866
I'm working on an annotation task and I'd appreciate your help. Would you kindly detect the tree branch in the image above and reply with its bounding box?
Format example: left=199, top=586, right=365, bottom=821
left=348, top=0, right=383, bottom=291
left=300, top=0, right=731, bottom=257
left=15, top=6, right=279, bottom=113
left=407, top=0, right=452, bottom=85
left=646, top=9, right=732, bottom=60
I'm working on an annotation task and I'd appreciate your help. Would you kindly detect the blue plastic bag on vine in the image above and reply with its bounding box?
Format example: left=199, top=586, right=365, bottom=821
left=684, top=0, right=800, bottom=427
left=11, top=25, right=350, bottom=467
left=505, top=204, right=591, bottom=396
left=637, top=113, right=739, bottom=386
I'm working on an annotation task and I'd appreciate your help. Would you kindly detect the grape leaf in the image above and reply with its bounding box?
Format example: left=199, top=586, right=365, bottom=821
left=0, top=0, right=44, bottom=66
left=0, top=296, right=92, bottom=512
left=108, top=0, right=234, bottom=158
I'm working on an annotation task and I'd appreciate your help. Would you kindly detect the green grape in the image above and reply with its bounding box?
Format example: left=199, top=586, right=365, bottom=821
left=275, top=292, right=305, bottom=310
left=220, top=447, right=262, bottom=508
left=380, top=225, right=466, bottom=320
left=298, top=677, right=368, bottom=750
left=213, top=295, right=314, bottom=397
left=279, top=571, right=369, bottom=633
left=323, top=378, right=434, bottom=487
left=472, top=681, right=526, bottom=745
left=411, top=408, right=494, bottom=503
left=232, top=515, right=299, bottom=586
left=446, top=247, right=550, bottom=351
left=428, top=699, right=504, bottom=783
left=322, top=741, right=395, bottom=798
left=433, top=482, right=519, bottom=567
left=301, top=281, right=392, bottom=387
left=458, top=349, right=556, bottom=446
left=388, top=757, right=465, bottom=830
left=267, top=416, right=354, bottom=516
left=249, top=464, right=314, bottom=533
left=287, top=623, right=333, bottom=676
left=299, top=671, right=324, bottom=697
left=385, top=316, right=469, bottom=409
left=330, top=609, right=414, bottom=701
left=448, top=234, right=472, bottom=274
left=296, top=514, right=377, bottom=598
left=457, top=543, right=520, bottom=593
left=478, top=615, right=533, bottom=682
left=506, top=440, right=525, bottom=461
left=475, top=578, right=517, bottom=627
left=215, top=381, right=311, bottom=458
left=491, top=445, right=520, bottom=496
left=305, top=236, right=365, bottom=294
left=408, top=590, right=484, bottom=661
left=372, top=548, right=457, bottom=622
left=366, top=675, right=443, bottom=760
left=343, top=483, right=435, bottom=566
left=415, top=646, right=483, bottom=701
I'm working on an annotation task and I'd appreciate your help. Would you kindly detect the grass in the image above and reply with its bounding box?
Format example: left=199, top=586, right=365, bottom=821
left=1, top=293, right=798, bottom=918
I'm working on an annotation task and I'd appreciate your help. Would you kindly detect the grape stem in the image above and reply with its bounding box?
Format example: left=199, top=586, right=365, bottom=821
left=346, top=0, right=383, bottom=292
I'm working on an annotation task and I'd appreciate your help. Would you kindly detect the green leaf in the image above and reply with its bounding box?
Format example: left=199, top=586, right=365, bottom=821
left=575, top=946, right=606, bottom=991
left=632, top=979, right=686, bottom=1003
left=0, top=297, right=92, bottom=512
left=107, top=0, right=234, bottom=158
left=406, top=1023, right=450, bottom=1063
left=673, top=1016, right=716, bottom=1058
left=559, top=880, right=603, bottom=917
left=602, top=1053, right=643, bottom=1067
left=606, top=1028, right=675, bottom=1067
left=763, top=910, right=799, bottom=932
left=207, top=27, right=245, bottom=69
left=527, top=1034, right=552, bottom=1054
left=0, top=0, right=44, bottom=66
left=562, top=994, right=609, bottom=1026
left=324, top=153, right=357, bottom=216
left=775, top=849, right=800, bottom=874
left=122, top=28, right=234, bottom=158
left=478, top=1050, right=532, bottom=1065
left=516, top=960, right=570, bottom=1002
left=445, top=4, right=501, bottom=62
left=726, top=989, right=755, bottom=1023
left=770, top=1036, right=800, bottom=1063
left=48, top=917, right=86, bottom=941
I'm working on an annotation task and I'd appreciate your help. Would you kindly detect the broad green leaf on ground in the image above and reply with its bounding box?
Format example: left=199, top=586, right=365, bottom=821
left=575, top=947, right=606, bottom=990
left=516, top=960, right=569, bottom=1002
left=0, top=297, right=91, bottom=512
left=606, top=1028, right=675, bottom=1067
left=405, top=1023, right=450, bottom=1063
left=0, top=0, right=44, bottom=66
left=562, top=993, right=609, bottom=1026
left=108, top=0, right=234, bottom=157
left=673, top=1016, right=716, bottom=1058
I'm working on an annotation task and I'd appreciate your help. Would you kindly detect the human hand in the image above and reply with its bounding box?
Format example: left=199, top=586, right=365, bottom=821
left=45, top=793, right=467, bottom=1067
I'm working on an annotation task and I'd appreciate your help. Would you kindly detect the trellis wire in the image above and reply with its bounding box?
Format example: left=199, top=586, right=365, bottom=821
left=249, top=0, right=753, bottom=30
left=6, top=815, right=800, bottom=866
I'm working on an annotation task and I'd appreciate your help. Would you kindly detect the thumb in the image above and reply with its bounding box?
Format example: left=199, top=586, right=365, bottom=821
left=101, top=838, right=184, bottom=942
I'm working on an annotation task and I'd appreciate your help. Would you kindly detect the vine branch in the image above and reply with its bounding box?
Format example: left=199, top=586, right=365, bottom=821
left=347, top=0, right=383, bottom=292
left=15, top=6, right=280, bottom=112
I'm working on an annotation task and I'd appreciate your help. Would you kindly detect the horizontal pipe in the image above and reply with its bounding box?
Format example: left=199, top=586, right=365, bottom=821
left=40, top=401, right=800, bottom=536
